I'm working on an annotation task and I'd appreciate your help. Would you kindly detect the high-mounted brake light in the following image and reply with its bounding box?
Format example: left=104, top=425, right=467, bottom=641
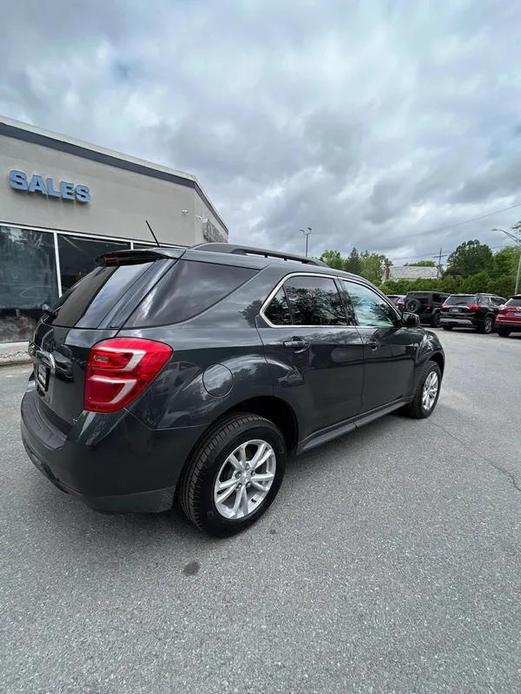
left=84, top=338, right=172, bottom=413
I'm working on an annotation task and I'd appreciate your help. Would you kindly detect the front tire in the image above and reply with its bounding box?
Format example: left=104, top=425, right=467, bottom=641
left=442, top=325, right=453, bottom=331
left=403, top=361, right=442, bottom=419
left=178, top=413, right=286, bottom=536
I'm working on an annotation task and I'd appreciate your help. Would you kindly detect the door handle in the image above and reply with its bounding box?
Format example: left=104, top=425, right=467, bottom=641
left=367, top=341, right=378, bottom=351
left=283, top=339, right=309, bottom=352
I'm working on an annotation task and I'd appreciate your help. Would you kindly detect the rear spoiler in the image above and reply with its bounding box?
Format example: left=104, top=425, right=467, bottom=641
left=96, top=247, right=185, bottom=266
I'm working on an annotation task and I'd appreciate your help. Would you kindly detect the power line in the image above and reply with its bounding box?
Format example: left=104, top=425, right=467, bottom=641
left=389, top=243, right=510, bottom=265
left=404, top=201, right=521, bottom=239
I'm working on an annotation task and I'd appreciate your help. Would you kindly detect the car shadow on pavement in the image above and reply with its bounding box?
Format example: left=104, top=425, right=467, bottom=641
left=20, top=409, right=436, bottom=561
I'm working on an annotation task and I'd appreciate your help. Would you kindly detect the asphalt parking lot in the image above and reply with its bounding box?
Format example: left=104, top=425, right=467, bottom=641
left=1, top=330, right=520, bottom=693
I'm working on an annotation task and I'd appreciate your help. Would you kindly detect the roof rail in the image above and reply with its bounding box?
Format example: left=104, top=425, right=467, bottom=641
left=191, top=242, right=327, bottom=267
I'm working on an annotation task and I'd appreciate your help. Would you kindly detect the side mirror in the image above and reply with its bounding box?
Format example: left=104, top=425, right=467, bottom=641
left=402, top=311, right=420, bottom=327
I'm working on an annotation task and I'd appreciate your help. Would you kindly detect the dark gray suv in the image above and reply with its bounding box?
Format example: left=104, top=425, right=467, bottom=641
left=21, top=243, right=445, bottom=535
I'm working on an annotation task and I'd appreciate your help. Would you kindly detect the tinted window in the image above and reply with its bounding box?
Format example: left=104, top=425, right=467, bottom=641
left=343, top=281, right=397, bottom=327
left=0, top=226, right=58, bottom=342
left=58, top=235, right=130, bottom=292
left=281, top=276, right=347, bottom=326
left=126, top=260, right=256, bottom=326
left=265, top=288, right=292, bottom=325
left=491, top=296, right=505, bottom=306
left=506, top=296, right=521, bottom=307
left=50, top=262, right=153, bottom=328
left=444, top=295, right=477, bottom=306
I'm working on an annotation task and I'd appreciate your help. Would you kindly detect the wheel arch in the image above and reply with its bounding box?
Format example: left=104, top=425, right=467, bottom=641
left=429, top=350, right=445, bottom=375
left=182, top=395, right=299, bottom=472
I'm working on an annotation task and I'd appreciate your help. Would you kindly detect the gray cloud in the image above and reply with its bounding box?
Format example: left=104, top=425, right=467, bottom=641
left=1, top=0, right=521, bottom=263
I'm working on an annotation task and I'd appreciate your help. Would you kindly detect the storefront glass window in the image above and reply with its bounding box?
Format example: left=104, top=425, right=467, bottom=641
left=0, top=226, right=59, bottom=343
left=58, top=235, right=130, bottom=292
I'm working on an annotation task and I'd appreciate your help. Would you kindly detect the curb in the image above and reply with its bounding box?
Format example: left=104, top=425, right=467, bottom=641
left=0, top=353, right=32, bottom=368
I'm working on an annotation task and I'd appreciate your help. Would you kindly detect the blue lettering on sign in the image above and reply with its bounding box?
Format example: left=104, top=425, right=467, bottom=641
left=8, top=170, right=91, bottom=203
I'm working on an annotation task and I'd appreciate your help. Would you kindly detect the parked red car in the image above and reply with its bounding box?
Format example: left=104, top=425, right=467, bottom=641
left=496, top=295, right=521, bottom=337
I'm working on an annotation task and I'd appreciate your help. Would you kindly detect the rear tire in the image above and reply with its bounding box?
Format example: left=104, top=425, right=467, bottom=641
left=178, top=413, right=286, bottom=536
left=403, top=361, right=442, bottom=419
left=478, top=315, right=494, bottom=334
left=431, top=312, right=441, bottom=328
left=497, top=328, right=511, bottom=337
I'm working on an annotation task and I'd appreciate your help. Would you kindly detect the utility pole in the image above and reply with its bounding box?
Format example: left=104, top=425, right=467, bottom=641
left=436, top=248, right=443, bottom=278
left=492, top=227, right=521, bottom=294
left=300, top=227, right=312, bottom=257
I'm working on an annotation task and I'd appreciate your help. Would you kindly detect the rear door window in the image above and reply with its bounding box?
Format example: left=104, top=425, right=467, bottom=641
left=264, top=288, right=292, bottom=325
left=125, top=260, right=257, bottom=326
left=280, top=276, right=347, bottom=326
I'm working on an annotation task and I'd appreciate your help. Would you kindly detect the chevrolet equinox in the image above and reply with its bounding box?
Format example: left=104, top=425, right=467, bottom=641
left=21, top=243, right=445, bottom=536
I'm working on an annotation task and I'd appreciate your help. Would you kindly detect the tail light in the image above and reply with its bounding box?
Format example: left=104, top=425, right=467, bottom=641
left=467, top=304, right=480, bottom=311
left=85, top=338, right=172, bottom=413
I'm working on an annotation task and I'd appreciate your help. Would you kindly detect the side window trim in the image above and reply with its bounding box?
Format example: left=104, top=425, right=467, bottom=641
left=260, top=271, right=353, bottom=328
left=341, top=279, right=401, bottom=326
left=335, top=277, right=356, bottom=326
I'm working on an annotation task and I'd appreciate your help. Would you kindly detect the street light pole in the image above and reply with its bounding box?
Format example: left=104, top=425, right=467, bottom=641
left=492, top=227, right=521, bottom=294
left=300, top=227, right=312, bottom=257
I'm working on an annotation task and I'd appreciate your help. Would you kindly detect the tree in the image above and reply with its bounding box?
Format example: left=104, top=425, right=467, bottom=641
left=344, top=248, right=362, bottom=275
left=489, top=245, right=521, bottom=296
left=405, top=260, right=436, bottom=267
left=320, top=250, right=344, bottom=270
left=358, top=251, right=390, bottom=284
left=446, top=240, right=493, bottom=277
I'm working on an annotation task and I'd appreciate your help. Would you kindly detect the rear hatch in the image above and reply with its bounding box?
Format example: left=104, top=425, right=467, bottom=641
left=498, top=296, right=521, bottom=322
left=441, top=294, right=479, bottom=316
left=30, top=250, right=177, bottom=425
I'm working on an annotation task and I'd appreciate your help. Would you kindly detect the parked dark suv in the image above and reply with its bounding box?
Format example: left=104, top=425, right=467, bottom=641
left=440, top=293, right=506, bottom=333
left=400, top=291, right=449, bottom=328
left=21, top=243, right=445, bottom=536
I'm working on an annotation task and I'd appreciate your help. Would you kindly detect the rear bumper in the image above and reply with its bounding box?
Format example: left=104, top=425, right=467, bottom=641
left=21, top=384, right=206, bottom=513
left=440, top=317, right=476, bottom=328
left=495, top=320, right=521, bottom=331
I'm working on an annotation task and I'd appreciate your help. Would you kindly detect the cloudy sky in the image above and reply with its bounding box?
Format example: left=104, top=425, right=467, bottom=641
left=1, top=0, right=521, bottom=262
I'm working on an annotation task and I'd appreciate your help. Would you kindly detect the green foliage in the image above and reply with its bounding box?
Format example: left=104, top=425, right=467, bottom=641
left=405, top=260, right=436, bottom=267
left=344, top=248, right=362, bottom=275
left=320, top=249, right=344, bottom=270
left=446, top=240, right=493, bottom=277
left=381, top=246, right=519, bottom=296
left=320, top=248, right=390, bottom=284
left=321, top=241, right=519, bottom=298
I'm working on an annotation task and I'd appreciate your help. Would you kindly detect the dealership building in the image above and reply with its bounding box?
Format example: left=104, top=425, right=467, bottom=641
left=0, top=115, right=228, bottom=346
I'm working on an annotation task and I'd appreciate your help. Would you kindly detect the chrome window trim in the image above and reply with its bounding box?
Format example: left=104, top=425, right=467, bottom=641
left=259, top=271, right=357, bottom=329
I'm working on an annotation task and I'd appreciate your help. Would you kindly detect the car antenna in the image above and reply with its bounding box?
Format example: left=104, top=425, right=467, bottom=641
left=145, top=219, right=160, bottom=247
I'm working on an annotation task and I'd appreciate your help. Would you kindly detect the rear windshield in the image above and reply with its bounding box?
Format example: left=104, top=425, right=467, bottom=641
left=444, top=295, right=477, bottom=306
left=125, top=259, right=257, bottom=327
left=48, top=262, right=153, bottom=328
left=506, top=296, right=521, bottom=307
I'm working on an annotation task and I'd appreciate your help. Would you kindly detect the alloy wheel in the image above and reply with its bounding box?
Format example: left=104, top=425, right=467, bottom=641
left=422, top=371, right=439, bottom=411
left=213, top=440, right=276, bottom=520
